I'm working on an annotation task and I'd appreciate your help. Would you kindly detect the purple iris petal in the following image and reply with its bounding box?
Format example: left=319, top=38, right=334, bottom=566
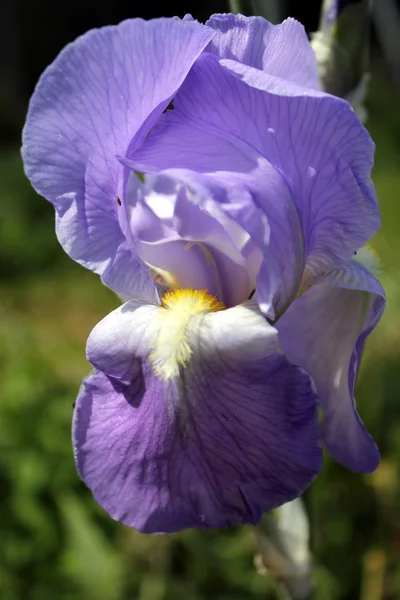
left=128, top=50, right=379, bottom=303
left=74, top=301, right=321, bottom=532
left=22, top=18, right=214, bottom=296
left=123, top=106, right=303, bottom=315
left=140, top=168, right=294, bottom=317
left=276, top=260, right=385, bottom=472
left=206, top=14, right=320, bottom=90
left=125, top=174, right=262, bottom=306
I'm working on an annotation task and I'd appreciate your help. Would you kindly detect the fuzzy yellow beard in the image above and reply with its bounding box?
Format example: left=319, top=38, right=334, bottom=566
left=150, top=289, right=225, bottom=380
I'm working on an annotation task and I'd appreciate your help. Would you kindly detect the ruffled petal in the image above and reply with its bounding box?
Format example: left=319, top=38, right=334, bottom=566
left=129, top=51, right=379, bottom=295
left=22, top=18, right=213, bottom=293
left=124, top=91, right=304, bottom=315
left=277, top=261, right=385, bottom=472
left=206, top=14, right=320, bottom=89
left=75, top=301, right=321, bottom=532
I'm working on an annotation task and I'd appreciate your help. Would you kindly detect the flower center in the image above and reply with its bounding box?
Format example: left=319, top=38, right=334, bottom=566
left=150, top=289, right=225, bottom=380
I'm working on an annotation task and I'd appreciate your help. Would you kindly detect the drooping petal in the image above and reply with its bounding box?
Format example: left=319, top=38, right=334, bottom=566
left=75, top=300, right=321, bottom=533
left=22, top=18, right=214, bottom=294
left=277, top=261, right=385, bottom=472
left=206, top=14, right=320, bottom=90
left=128, top=51, right=379, bottom=295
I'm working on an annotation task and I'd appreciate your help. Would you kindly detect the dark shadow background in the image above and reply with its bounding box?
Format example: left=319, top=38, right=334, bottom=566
left=1, top=2, right=400, bottom=599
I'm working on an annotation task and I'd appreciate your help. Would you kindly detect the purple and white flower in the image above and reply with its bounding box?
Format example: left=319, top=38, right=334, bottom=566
left=22, top=13, right=385, bottom=533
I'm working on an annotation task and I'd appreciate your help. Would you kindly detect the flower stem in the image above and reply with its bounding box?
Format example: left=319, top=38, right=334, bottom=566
left=228, top=0, right=284, bottom=23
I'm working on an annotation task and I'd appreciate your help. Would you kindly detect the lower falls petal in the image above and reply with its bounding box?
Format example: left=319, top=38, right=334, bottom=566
left=74, top=299, right=322, bottom=533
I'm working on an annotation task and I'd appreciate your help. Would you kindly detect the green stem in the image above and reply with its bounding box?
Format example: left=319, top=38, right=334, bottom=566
left=228, top=0, right=284, bottom=22
left=228, top=0, right=254, bottom=16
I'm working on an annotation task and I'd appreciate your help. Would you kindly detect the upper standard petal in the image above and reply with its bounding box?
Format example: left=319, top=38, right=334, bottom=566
left=22, top=18, right=214, bottom=294
left=206, top=14, right=320, bottom=90
left=130, top=52, right=379, bottom=309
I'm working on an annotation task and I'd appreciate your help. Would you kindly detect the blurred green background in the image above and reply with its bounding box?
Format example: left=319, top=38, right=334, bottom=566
left=1, top=21, right=400, bottom=600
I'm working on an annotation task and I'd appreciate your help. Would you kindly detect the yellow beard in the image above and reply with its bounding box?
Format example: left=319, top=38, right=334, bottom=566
left=150, top=289, right=225, bottom=380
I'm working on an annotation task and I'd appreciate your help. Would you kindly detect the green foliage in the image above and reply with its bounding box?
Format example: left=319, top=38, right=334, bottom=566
left=0, top=63, right=400, bottom=600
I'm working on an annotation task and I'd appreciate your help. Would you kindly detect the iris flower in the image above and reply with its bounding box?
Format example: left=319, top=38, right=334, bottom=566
left=22, top=14, right=385, bottom=533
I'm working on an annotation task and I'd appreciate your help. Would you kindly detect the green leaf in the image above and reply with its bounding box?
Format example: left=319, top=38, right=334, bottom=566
left=59, top=493, right=124, bottom=600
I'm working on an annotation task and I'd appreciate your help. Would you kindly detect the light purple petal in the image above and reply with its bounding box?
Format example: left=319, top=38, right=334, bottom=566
left=277, top=261, right=385, bottom=472
left=128, top=52, right=380, bottom=298
left=76, top=302, right=322, bottom=532
left=206, top=14, right=320, bottom=90
left=87, top=300, right=159, bottom=384
left=22, top=18, right=214, bottom=294
left=125, top=174, right=262, bottom=306
left=169, top=168, right=301, bottom=316
left=134, top=166, right=298, bottom=317
left=124, top=104, right=304, bottom=315
left=55, top=194, right=158, bottom=300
